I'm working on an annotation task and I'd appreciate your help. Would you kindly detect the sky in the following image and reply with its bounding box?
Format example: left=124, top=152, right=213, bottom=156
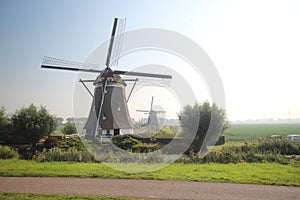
left=1, top=0, right=300, bottom=121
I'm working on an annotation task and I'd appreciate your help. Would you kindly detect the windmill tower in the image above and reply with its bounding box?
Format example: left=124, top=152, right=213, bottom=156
left=41, top=18, right=172, bottom=137
left=137, top=96, right=166, bottom=129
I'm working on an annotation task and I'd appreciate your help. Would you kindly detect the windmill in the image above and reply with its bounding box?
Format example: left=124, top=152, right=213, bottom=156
left=41, top=18, right=172, bottom=137
left=136, top=96, right=166, bottom=130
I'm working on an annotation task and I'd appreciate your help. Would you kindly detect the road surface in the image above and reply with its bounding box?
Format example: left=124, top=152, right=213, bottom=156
left=0, top=177, right=299, bottom=199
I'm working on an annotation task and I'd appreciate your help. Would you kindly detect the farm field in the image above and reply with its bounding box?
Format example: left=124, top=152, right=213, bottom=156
left=0, top=160, right=299, bottom=186
left=223, top=123, right=300, bottom=142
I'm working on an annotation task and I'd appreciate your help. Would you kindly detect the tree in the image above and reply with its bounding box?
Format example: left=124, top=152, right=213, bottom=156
left=56, top=117, right=64, bottom=125
left=66, top=117, right=74, bottom=123
left=11, top=104, right=57, bottom=145
left=0, top=107, right=11, bottom=142
left=179, top=101, right=228, bottom=155
left=62, top=122, right=77, bottom=136
left=0, top=107, right=10, bottom=128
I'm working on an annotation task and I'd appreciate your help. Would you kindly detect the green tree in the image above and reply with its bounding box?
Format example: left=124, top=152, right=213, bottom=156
left=11, top=104, right=57, bottom=145
left=0, top=107, right=10, bottom=127
left=66, top=117, right=74, bottom=123
left=56, top=117, right=64, bottom=125
left=179, top=101, right=228, bottom=155
left=0, top=107, right=11, bottom=142
left=62, top=122, right=77, bottom=136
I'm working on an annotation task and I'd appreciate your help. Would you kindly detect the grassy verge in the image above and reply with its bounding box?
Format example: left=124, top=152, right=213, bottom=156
left=0, top=193, right=146, bottom=200
left=0, top=160, right=299, bottom=186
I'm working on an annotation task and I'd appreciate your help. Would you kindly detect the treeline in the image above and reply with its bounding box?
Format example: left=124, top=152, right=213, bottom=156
left=1, top=103, right=299, bottom=164
left=0, top=105, right=57, bottom=145
left=0, top=105, right=79, bottom=145
left=0, top=104, right=80, bottom=159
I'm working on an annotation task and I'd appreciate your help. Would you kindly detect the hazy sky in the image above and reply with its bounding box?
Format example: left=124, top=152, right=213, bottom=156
left=1, top=0, right=300, bottom=121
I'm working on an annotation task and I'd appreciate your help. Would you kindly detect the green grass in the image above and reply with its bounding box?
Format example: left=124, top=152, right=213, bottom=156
left=224, top=123, right=300, bottom=141
left=0, top=193, right=146, bottom=200
left=0, top=160, right=299, bottom=186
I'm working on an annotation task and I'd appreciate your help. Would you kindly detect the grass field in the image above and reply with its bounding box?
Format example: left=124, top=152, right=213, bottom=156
left=0, top=193, right=146, bottom=200
left=0, top=160, right=299, bottom=186
left=223, top=123, right=300, bottom=141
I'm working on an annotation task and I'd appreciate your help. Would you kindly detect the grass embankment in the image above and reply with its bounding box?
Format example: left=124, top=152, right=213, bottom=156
left=0, top=160, right=299, bottom=186
left=0, top=193, right=146, bottom=200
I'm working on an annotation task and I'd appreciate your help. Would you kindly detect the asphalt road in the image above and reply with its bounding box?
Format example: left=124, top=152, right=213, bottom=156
left=0, top=177, right=299, bottom=200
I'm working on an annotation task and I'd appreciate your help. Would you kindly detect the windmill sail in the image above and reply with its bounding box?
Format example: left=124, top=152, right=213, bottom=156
left=41, top=18, right=172, bottom=138
left=41, top=56, right=172, bottom=79
left=136, top=96, right=166, bottom=130
left=110, top=18, right=126, bottom=67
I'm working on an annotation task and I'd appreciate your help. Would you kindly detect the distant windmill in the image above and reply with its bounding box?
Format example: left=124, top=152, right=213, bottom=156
left=136, top=96, right=166, bottom=129
left=41, top=18, right=172, bottom=137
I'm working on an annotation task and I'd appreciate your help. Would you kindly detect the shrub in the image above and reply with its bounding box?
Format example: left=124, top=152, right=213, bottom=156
left=0, top=145, right=19, bottom=159
left=56, top=137, right=85, bottom=150
left=152, top=126, right=177, bottom=139
left=257, top=138, right=300, bottom=155
left=44, top=136, right=60, bottom=148
left=17, top=146, right=36, bottom=160
left=62, top=122, right=77, bottom=135
left=34, top=147, right=94, bottom=162
left=179, top=138, right=300, bottom=164
left=131, top=143, right=162, bottom=153
left=243, top=152, right=264, bottom=163
left=112, top=134, right=141, bottom=150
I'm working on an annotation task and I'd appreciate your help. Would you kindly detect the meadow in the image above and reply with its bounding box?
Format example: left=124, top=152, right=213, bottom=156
left=0, top=159, right=299, bottom=186
left=223, top=123, right=300, bottom=141
left=1, top=123, right=300, bottom=193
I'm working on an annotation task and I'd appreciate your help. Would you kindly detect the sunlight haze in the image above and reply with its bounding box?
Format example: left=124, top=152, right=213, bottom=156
left=1, top=0, right=300, bottom=122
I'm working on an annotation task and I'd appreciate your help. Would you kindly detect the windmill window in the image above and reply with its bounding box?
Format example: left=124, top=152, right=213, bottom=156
left=103, top=113, right=106, bottom=120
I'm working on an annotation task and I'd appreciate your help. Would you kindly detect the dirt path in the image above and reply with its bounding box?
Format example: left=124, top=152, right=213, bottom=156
left=0, top=177, right=299, bottom=200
